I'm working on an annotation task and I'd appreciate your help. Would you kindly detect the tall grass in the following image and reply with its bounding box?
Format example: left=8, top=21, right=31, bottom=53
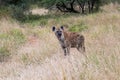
left=0, top=3, right=120, bottom=80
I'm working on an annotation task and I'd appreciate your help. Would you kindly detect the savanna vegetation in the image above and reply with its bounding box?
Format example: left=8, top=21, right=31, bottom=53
left=0, top=0, right=120, bottom=80
left=0, top=0, right=120, bottom=21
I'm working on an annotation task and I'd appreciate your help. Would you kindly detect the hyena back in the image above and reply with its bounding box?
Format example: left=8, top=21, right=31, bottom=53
left=52, top=26, right=85, bottom=56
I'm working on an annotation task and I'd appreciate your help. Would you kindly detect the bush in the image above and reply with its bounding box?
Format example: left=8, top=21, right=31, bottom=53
left=0, top=28, right=26, bottom=62
left=10, top=28, right=26, bottom=44
left=0, top=33, right=10, bottom=39
left=0, top=6, right=11, bottom=18
left=10, top=5, right=26, bottom=21
left=0, top=0, right=32, bottom=21
left=69, top=23, right=88, bottom=32
left=0, top=46, right=10, bottom=62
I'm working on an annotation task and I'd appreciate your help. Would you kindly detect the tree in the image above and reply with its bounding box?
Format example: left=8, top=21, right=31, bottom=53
left=56, top=0, right=79, bottom=13
left=0, top=0, right=34, bottom=21
left=39, top=0, right=102, bottom=14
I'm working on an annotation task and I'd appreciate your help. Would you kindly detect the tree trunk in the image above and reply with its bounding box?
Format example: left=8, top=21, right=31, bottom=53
left=56, top=1, right=79, bottom=13
left=91, top=0, right=96, bottom=13
left=88, top=1, right=91, bottom=13
left=76, top=0, right=85, bottom=14
left=82, top=3, right=85, bottom=14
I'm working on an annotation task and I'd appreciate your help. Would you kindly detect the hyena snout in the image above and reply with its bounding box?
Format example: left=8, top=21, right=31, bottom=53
left=56, top=31, right=62, bottom=37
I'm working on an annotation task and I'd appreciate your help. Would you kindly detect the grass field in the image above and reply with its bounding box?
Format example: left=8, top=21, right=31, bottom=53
left=0, top=3, right=120, bottom=80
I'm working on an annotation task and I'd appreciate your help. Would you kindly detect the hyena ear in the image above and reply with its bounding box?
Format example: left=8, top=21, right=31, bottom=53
left=52, top=26, right=56, bottom=31
left=60, top=26, right=64, bottom=30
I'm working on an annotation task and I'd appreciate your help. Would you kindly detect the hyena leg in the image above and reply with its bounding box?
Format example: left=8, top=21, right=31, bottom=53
left=77, top=43, right=85, bottom=53
left=77, top=35, right=85, bottom=53
left=63, top=48, right=70, bottom=56
left=62, top=48, right=70, bottom=56
left=77, top=45, right=87, bottom=58
left=62, top=46, right=67, bottom=56
left=77, top=45, right=81, bottom=52
left=82, top=45, right=85, bottom=52
left=81, top=42, right=85, bottom=52
left=63, top=49, right=67, bottom=56
left=66, top=47, right=70, bottom=55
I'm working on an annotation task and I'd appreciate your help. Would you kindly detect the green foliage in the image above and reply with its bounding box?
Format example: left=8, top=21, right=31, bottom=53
left=0, top=46, right=10, bottom=56
left=10, top=5, right=26, bottom=21
left=0, top=46, right=10, bottom=62
left=9, top=0, right=32, bottom=21
left=23, top=14, right=49, bottom=26
left=39, top=0, right=57, bottom=8
left=10, top=29, right=26, bottom=44
left=0, top=0, right=33, bottom=21
left=39, top=19, right=48, bottom=26
left=0, top=28, right=26, bottom=62
left=0, top=29, right=26, bottom=44
left=0, top=0, right=120, bottom=21
left=0, top=6, right=11, bottom=18
left=69, top=23, right=88, bottom=32
left=0, top=33, right=10, bottom=39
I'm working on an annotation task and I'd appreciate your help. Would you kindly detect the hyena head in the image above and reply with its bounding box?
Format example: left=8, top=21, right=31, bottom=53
left=52, top=26, right=64, bottom=41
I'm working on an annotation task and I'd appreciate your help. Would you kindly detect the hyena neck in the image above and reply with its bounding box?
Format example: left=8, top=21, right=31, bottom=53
left=63, top=31, right=69, bottom=40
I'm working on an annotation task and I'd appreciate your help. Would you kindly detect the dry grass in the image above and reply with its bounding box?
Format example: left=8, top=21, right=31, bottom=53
left=0, top=3, right=120, bottom=80
left=31, top=8, right=48, bottom=15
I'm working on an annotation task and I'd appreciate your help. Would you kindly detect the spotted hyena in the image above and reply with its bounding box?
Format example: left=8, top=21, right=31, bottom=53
left=52, top=26, right=85, bottom=56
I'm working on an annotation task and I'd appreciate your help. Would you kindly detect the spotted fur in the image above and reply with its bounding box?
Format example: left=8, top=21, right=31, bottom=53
left=52, top=26, right=85, bottom=56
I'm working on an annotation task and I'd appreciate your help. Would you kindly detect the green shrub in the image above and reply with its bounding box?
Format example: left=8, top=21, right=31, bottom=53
left=0, top=28, right=26, bottom=62
left=10, top=29, right=26, bottom=44
left=23, top=14, right=48, bottom=27
left=0, top=29, right=26, bottom=45
left=0, top=46, right=10, bottom=62
left=10, top=5, right=26, bottom=21
left=0, top=6, right=11, bottom=18
left=69, top=23, right=88, bottom=32
left=39, top=19, right=48, bottom=26
left=0, top=33, right=10, bottom=39
left=0, top=0, right=32, bottom=21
